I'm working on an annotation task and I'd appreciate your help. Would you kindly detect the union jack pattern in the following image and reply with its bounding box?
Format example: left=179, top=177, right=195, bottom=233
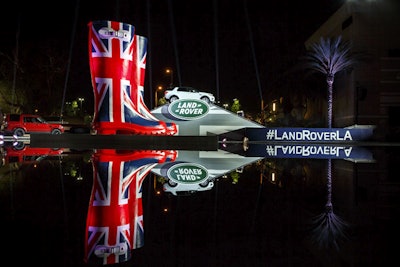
left=129, top=170, right=145, bottom=249
left=131, top=34, right=178, bottom=134
left=85, top=160, right=132, bottom=265
left=89, top=20, right=135, bottom=124
left=89, top=20, right=167, bottom=134
left=90, top=20, right=134, bottom=60
left=136, top=35, right=147, bottom=93
left=85, top=150, right=175, bottom=264
left=94, top=77, right=113, bottom=123
left=131, top=35, right=155, bottom=118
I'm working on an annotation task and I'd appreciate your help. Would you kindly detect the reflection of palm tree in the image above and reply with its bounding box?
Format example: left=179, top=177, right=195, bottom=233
left=303, top=35, right=357, bottom=128
left=309, top=159, right=349, bottom=250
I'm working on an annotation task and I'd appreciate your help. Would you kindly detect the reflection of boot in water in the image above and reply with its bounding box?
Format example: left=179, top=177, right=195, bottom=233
left=88, top=20, right=168, bottom=135
left=130, top=34, right=177, bottom=135
left=128, top=170, right=145, bottom=250
left=84, top=150, right=172, bottom=265
left=128, top=149, right=177, bottom=249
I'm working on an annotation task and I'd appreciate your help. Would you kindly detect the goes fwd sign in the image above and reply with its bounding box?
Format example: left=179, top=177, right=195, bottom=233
left=168, top=99, right=209, bottom=120
left=167, top=163, right=209, bottom=184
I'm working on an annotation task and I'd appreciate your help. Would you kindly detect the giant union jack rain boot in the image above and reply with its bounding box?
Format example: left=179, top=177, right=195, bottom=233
left=88, top=20, right=167, bottom=135
left=131, top=34, right=177, bottom=135
left=84, top=149, right=172, bottom=265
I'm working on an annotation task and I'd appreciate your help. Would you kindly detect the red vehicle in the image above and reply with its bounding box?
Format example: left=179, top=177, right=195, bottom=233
left=4, top=114, right=64, bottom=136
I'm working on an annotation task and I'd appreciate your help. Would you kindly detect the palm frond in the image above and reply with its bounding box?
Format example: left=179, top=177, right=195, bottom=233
left=303, top=35, right=356, bottom=76
left=309, top=209, right=350, bottom=251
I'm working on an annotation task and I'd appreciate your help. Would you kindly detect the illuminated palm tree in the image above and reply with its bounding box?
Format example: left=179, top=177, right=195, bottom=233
left=303, top=35, right=357, bottom=128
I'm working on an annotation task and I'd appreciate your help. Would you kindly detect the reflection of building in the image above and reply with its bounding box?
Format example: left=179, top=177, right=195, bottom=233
left=305, top=0, right=400, bottom=140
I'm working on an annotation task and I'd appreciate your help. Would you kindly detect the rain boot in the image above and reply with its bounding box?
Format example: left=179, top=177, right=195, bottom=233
left=131, top=34, right=177, bottom=135
left=88, top=20, right=167, bottom=135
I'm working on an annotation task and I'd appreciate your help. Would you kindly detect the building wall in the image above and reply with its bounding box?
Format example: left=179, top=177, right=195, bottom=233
left=304, top=0, right=400, bottom=140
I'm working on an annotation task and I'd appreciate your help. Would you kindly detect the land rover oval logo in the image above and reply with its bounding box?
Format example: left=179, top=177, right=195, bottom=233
left=167, top=163, right=209, bottom=184
left=168, top=99, right=209, bottom=120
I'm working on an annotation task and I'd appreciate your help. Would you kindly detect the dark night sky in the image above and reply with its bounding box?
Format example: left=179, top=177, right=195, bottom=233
left=1, top=0, right=344, bottom=113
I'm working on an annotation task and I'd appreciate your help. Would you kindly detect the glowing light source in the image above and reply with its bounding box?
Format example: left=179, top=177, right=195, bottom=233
left=165, top=68, right=173, bottom=88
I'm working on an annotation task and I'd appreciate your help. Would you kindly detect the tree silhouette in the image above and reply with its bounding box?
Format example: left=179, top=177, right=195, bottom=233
left=0, top=37, right=68, bottom=114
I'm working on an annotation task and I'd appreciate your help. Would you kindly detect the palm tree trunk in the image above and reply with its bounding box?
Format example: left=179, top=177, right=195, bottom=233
left=326, top=74, right=334, bottom=128
left=326, top=158, right=332, bottom=212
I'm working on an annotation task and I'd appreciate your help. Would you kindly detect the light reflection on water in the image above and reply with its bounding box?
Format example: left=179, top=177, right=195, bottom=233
left=0, top=143, right=399, bottom=266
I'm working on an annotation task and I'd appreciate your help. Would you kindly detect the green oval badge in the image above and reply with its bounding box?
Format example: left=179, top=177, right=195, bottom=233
left=168, top=99, right=209, bottom=120
left=167, top=163, right=209, bottom=184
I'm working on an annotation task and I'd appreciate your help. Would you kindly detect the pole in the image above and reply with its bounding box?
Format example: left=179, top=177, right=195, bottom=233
left=155, top=90, right=158, bottom=107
